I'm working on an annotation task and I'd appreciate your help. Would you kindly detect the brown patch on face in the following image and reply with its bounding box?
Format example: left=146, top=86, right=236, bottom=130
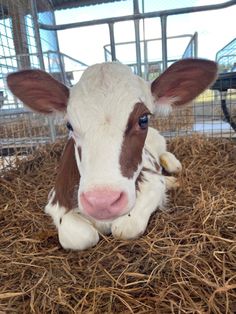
left=52, top=138, right=80, bottom=210
left=120, top=102, right=150, bottom=179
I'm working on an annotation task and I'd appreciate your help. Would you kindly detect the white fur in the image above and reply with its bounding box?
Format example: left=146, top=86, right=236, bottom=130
left=45, top=190, right=66, bottom=228
left=152, top=96, right=180, bottom=116
left=58, top=210, right=100, bottom=250
left=145, top=127, right=167, bottom=158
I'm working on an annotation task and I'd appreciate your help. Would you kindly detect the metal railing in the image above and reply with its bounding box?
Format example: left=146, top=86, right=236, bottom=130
left=103, top=33, right=198, bottom=79
left=182, top=32, right=198, bottom=59
left=38, top=0, right=236, bottom=75
left=216, top=38, right=236, bottom=72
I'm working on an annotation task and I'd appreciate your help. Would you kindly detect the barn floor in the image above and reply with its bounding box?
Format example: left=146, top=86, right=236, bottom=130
left=0, top=136, right=236, bottom=313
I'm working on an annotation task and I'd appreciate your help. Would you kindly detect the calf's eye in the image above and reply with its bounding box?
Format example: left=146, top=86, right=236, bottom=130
left=138, top=114, right=149, bottom=129
left=66, top=121, right=73, bottom=131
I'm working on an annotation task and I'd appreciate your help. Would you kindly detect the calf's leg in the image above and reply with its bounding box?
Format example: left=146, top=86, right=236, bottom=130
left=111, top=172, right=166, bottom=240
left=45, top=191, right=99, bottom=250
left=58, top=210, right=100, bottom=250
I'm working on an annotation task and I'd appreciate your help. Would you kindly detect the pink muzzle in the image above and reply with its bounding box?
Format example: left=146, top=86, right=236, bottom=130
left=80, top=188, right=128, bottom=220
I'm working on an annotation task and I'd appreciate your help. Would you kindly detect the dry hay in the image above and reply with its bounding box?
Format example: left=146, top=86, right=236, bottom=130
left=0, top=136, right=236, bottom=313
left=150, top=106, right=194, bottom=132
left=0, top=116, right=67, bottom=139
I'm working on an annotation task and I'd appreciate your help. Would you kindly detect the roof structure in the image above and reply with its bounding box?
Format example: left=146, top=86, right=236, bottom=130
left=51, top=0, right=124, bottom=10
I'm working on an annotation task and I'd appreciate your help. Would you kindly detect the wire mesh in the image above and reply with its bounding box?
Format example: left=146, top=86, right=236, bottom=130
left=0, top=0, right=236, bottom=172
left=0, top=0, right=68, bottom=170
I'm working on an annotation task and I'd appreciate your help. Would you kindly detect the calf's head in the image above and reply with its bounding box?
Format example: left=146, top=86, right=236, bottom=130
left=7, top=59, right=217, bottom=221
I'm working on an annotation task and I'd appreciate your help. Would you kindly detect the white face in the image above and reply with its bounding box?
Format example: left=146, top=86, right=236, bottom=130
left=67, top=63, right=154, bottom=221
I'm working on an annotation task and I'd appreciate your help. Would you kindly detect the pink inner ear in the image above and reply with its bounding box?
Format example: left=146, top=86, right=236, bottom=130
left=151, top=59, right=218, bottom=108
left=7, top=70, right=69, bottom=114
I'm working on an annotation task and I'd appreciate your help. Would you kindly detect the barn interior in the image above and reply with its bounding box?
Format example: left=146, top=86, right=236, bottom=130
left=0, top=0, right=236, bottom=312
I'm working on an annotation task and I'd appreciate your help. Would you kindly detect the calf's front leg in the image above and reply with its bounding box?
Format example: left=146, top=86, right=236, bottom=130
left=111, top=172, right=167, bottom=240
left=45, top=192, right=99, bottom=250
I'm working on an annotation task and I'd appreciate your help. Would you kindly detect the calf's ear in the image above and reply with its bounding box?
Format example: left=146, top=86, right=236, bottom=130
left=7, top=69, right=69, bottom=114
left=151, top=59, right=218, bottom=115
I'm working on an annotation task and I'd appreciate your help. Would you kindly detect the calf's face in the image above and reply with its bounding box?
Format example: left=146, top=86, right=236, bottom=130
left=7, top=60, right=217, bottom=221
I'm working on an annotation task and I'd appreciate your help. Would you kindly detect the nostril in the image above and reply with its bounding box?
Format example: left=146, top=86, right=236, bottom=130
left=110, top=191, right=126, bottom=208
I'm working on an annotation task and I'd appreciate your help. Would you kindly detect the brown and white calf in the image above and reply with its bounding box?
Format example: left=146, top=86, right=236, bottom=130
left=7, top=59, right=217, bottom=250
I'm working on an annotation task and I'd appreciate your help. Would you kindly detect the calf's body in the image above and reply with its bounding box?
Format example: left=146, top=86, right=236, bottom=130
left=7, top=59, right=217, bottom=250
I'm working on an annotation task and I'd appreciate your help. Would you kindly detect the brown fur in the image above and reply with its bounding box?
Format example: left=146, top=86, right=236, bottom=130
left=52, top=138, right=80, bottom=210
left=119, top=103, right=150, bottom=179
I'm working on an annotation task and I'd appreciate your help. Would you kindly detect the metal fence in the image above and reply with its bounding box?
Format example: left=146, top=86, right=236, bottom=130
left=216, top=38, right=236, bottom=72
left=1, top=0, right=236, bottom=171
left=38, top=0, right=236, bottom=140
left=0, top=0, right=87, bottom=167
left=104, top=33, right=198, bottom=79
left=0, top=50, right=86, bottom=160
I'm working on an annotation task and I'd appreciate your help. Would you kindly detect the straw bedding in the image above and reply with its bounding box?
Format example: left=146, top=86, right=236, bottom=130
left=150, top=106, right=194, bottom=132
left=0, top=136, right=236, bottom=313
left=0, top=116, right=66, bottom=139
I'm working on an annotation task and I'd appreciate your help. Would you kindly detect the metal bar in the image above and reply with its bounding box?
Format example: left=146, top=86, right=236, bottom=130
left=141, top=0, right=148, bottom=80
left=39, top=1, right=236, bottom=31
left=30, top=0, right=45, bottom=70
left=217, top=54, right=236, bottom=63
left=58, top=53, right=68, bottom=84
left=51, top=10, right=68, bottom=84
left=108, top=23, right=116, bottom=61
left=161, top=15, right=167, bottom=71
left=194, top=32, right=198, bottom=58
left=46, top=50, right=88, bottom=67
left=0, top=51, right=88, bottom=67
left=30, top=1, right=57, bottom=143
left=133, top=0, right=142, bottom=76
left=102, top=34, right=193, bottom=50
left=182, top=32, right=198, bottom=59
left=143, top=40, right=148, bottom=80
left=216, top=37, right=236, bottom=61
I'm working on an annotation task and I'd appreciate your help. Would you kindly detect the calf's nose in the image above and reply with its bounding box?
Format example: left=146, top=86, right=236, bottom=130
left=80, top=189, right=128, bottom=220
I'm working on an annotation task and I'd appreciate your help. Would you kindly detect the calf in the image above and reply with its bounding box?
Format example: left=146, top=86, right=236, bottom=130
left=7, top=59, right=217, bottom=250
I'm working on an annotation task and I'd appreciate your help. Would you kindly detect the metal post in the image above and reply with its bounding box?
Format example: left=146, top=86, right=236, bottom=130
left=30, top=0, right=45, bottom=70
left=57, top=52, right=67, bottom=84
left=194, top=32, right=198, bottom=58
left=143, top=40, right=148, bottom=80
left=30, top=0, right=56, bottom=143
left=161, top=15, right=168, bottom=71
left=133, top=0, right=142, bottom=76
left=11, top=6, right=31, bottom=69
left=51, top=11, right=68, bottom=84
left=108, top=23, right=116, bottom=61
left=142, top=0, right=148, bottom=80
